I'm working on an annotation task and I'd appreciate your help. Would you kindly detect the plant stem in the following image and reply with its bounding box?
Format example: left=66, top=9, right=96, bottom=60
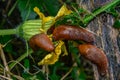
left=0, top=28, right=19, bottom=35
left=9, top=49, right=33, bottom=70
left=83, top=0, right=120, bottom=25
left=0, top=0, right=120, bottom=36
left=8, top=0, right=19, bottom=16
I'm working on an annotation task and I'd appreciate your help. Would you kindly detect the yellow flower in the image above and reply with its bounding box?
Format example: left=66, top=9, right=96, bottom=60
left=33, top=5, right=72, bottom=65
left=34, top=5, right=72, bottom=32
left=34, top=7, right=54, bottom=25
left=22, top=4, right=72, bottom=40
left=38, top=40, right=64, bottom=65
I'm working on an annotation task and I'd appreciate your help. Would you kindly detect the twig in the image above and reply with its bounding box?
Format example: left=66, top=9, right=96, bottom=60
left=7, top=71, right=24, bottom=80
left=60, top=54, right=80, bottom=80
left=58, top=0, right=64, bottom=5
left=0, top=44, right=11, bottom=78
left=5, top=0, right=11, bottom=12
left=60, top=67, right=73, bottom=80
left=9, top=49, right=33, bottom=70
left=45, top=65, right=49, bottom=80
left=8, top=60, right=42, bottom=76
left=0, top=75, right=12, bottom=80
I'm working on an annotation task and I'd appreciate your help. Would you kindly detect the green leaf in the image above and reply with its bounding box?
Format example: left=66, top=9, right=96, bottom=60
left=49, top=73, right=60, bottom=80
left=49, top=62, right=64, bottom=80
left=55, top=12, right=85, bottom=27
left=42, top=0, right=60, bottom=16
left=24, top=59, right=30, bottom=69
left=18, top=0, right=44, bottom=21
left=22, top=73, right=31, bottom=80
left=0, top=35, right=13, bottom=53
left=79, top=71, right=87, bottom=80
left=68, top=41, right=79, bottom=54
left=113, top=19, right=120, bottom=28
left=106, top=7, right=119, bottom=18
left=71, top=67, right=79, bottom=80
left=71, top=67, right=86, bottom=80
left=78, top=8, right=86, bottom=13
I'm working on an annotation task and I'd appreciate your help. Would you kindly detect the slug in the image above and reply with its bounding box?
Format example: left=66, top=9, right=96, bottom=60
left=29, top=33, right=54, bottom=52
left=52, top=25, right=95, bottom=43
left=78, top=44, right=108, bottom=76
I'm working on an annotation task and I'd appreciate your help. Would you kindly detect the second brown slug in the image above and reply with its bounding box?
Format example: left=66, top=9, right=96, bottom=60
left=78, top=44, right=108, bottom=76
left=52, top=25, right=95, bottom=43
left=29, top=33, right=54, bottom=52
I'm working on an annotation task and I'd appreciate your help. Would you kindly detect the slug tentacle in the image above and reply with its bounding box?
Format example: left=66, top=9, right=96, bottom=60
left=29, top=33, right=54, bottom=52
left=52, top=25, right=95, bottom=43
left=78, top=44, right=108, bottom=76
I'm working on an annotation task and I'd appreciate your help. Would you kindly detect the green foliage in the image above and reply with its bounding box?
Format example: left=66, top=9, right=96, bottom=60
left=106, top=7, right=119, bottom=18
left=71, top=67, right=86, bottom=80
left=22, top=72, right=45, bottom=80
left=18, top=0, right=60, bottom=21
left=0, top=0, right=120, bottom=80
left=49, top=62, right=63, bottom=80
left=105, top=4, right=120, bottom=28
left=24, top=58, right=30, bottom=70
left=41, top=0, right=60, bottom=16
left=68, top=41, right=79, bottom=54
left=113, top=19, right=120, bottom=28
left=18, top=0, right=38, bottom=21
left=0, top=36, right=14, bottom=53
left=55, top=2, right=120, bottom=28
left=55, top=9, right=85, bottom=27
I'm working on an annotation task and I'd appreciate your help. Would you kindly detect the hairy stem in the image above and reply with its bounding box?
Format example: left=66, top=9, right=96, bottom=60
left=0, top=28, right=19, bottom=35
left=83, top=0, right=120, bottom=25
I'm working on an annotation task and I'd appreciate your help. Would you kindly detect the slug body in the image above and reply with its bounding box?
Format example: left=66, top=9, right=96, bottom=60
left=29, top=33, right=54, bottom=52
left=78, top=44, right=108, bottom=75
left=53, top=25, right=95, bottom=43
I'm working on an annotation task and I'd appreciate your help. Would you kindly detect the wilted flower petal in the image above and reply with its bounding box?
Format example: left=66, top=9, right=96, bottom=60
left=38, top=52, right=58, bottom=65
left=55, top=4, right=72, bottom=20
left=38, top=40, right=64, bottom=65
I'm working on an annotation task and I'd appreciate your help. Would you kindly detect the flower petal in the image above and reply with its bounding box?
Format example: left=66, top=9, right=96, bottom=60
left=55, top=4, right=72, bottom=20
left=62, top=44, right=68, bottom=56
left=34, top=7, right=54, bottom=32
left=55, top=40, right=64, bottom=55
left=38, top=40, right=64, bottom=65
left=34, top=7, right=54, bottom=24
left=34, top=7, right=45, bottom=20
left=38, top=52, right=58, bottom=65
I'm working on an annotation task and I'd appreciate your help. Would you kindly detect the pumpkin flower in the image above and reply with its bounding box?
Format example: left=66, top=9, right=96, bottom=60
left=38, top=40, right=64, bottom=65
left=33, top=4, right=72, bottom=32
left=22, top=5, right=71, bottom=65
left=33, top=5, right=71, bottom=65
left=21, top=4, right=72, bottom=40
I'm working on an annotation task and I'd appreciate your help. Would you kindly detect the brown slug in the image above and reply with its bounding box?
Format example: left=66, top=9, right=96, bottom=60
left=78, top=44, right=108, bottom=76
left=29, top=33, right=54, bottom=52
left=52, top=25, right=95, bottom=43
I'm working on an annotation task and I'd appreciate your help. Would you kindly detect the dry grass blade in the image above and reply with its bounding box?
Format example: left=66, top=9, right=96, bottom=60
left=0, top=44, right=11, bottom=78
